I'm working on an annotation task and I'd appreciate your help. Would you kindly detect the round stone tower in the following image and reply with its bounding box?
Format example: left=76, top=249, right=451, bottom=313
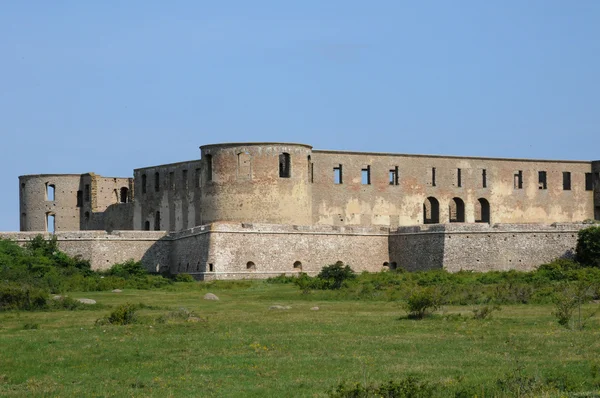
left=199, top=143, right=313, bottom=225
left=19, top=174, right=85, bottom=232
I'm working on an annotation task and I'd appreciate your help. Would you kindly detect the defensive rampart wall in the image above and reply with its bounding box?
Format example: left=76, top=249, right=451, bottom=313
left=391, top=223, right=587, bottom=272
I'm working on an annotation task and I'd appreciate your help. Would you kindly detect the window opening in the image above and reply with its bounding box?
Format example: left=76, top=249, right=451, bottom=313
left=279, top=153, right=291, bottom=178
left=293, top=261, right=302, bottom=271
left=538, top=171, right=547, bottom=190
left=390, top=262, right=398, bottom=270
left=562, top=172, right=571, bottom=191
left=76, top=191, right=83, bottom=207
left=84, top=184, right=91, bottom=201
left=514, top=171, right=523, bottom=189
left=144, top=221, right=150, bottom=230
left=449, top=197, right=465, bottom=222
left=21, top=213, right=26, bottom=229
left=195, top=168, right=201, bottom=188
left=169, top=172, right=175, bottom=190
left=482, top=169, right=487, bottom=188
left=120, top=187, right=129, bottom=203
left=361, top=166, right=371, bottom=185
left=585, top=173, right=594, bottom=191
left=334, top=165, right=343, bottom=184
left=457, top=169, right=462, bottom=187
left=423, top=197, right=440, bottom=224
left=182, top=170, right=188, bottom=190
left=246, top=261, right=256, bottom=270
left=209, top=263, right=214, bottom=272
left=308, top=156, right=313, bottom=183
left=84, top=211, right=90, bottom=223
left=475, top=198, right=490, bottom=223
left=46, top=183, right=55, bottom=201
left=205, top=155, right=213, bottom=181
left=154, top=211, right=161, bottom=231
left=154, top=172, right=160, bottom=192
left=141, top=174, right=147, bottom=194
left=237, top=152, right=251, bottom=179
left=432, top=167, right=436, bottom=187
left=389, top=166, right=399, bottom=186
left=46, top=213, right=55, bottom=233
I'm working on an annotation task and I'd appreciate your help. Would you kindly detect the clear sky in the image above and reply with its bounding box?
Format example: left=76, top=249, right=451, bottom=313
left=1, top=1, right=599, bottom=231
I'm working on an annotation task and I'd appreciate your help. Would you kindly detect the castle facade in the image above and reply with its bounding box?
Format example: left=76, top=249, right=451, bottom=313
left=12, top=143, right=600, bottom=278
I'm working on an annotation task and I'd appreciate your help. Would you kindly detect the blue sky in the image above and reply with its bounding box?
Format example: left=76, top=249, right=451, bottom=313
left=1, top=1, right=599, bottom=231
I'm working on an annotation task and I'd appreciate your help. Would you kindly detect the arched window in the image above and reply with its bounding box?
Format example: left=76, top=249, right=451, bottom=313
left=279, top=153, right=291, bottom=178
left=144, top=221, right=150, bottom=231
left=46, top=213, right=55, bottom=233
left=449, top=198, right=465, bottom=223
left=246, top=261, right=256, bottom=270
left=293, top=261, right=302, bottom=271
left=120, top=187, right=129, bottom=203
left=423, top=197, right=440, bottom=224
left=46, top=183, right=55, bottom=201
left=475, top=198, right=490, bottom=223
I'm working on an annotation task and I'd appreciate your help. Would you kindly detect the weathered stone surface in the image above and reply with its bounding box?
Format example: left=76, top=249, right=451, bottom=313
left=203, top=293, right=219, bottom=301
left=76, top=298, right=96, bottom=305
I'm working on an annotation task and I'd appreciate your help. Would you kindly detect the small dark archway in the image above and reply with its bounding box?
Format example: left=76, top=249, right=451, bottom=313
left=293, top=261, right=302, bottom=271
left=120, top=187, right=129, bottom=203
left=144, top=221, right=150, bottom=231
left=475, top=198, right=490, bottom=223
left=423, top=197, right=440, bottom=224
left=246, top=261, right=256, bottom=270
left=449, top=197, right=465, bottom=223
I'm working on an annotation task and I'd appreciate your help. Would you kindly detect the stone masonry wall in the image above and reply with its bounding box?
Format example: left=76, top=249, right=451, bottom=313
left=391, top=223, right=587, bottom=272
left=0, top=231, right=170, bottom=272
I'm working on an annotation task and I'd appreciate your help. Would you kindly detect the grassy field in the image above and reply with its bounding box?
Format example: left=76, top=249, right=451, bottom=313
left=1, top=281, right=600, bottom=397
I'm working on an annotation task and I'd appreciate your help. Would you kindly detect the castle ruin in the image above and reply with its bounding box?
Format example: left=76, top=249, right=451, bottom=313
left=9, top=142, right=600, bottom=278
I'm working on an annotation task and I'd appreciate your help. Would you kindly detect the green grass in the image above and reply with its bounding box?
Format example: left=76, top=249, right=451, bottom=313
left=1, top=282, right=600, bottom=397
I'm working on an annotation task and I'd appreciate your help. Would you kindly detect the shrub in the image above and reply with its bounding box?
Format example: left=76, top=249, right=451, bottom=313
left=97, top=303, right=139, bottom=325
left=174, top=273, right=195, bottom=282
left=329, top=376, right=435, bottom=397
left=576, top=226, right=600, bottom=268
left=472, top=304, right=501, bottom=320
left=317, top=262, right=356, bottom=290
left=0, top=283, right=48, bottom=311
left=105, top=260, right=148, bottom=278
left=552, top=282, right=596, bottom=329
left=404, top=287, right=442, bottom=319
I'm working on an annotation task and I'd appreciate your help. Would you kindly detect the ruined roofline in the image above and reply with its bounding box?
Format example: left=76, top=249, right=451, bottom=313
left=312, top=149, right=592, bottom=164
left=19, top=173, right=131, bottom=179
left=200, top=142, right=313, bottom=150
left=133, top=159, right=202, bottom=172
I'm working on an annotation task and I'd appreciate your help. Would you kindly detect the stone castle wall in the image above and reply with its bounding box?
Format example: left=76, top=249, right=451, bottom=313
left=391, top=223, right=586, bottom=272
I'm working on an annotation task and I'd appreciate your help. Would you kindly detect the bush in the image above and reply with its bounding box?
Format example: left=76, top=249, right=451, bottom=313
left=329, top=376, right=435, bottom=397
left=317, top=262, right=356, bottom=290
left=404, top=287, right=442, bottom=319
left=576, top=226, right=600, bottom=268
left=472, top=304, right=501, bottom=320
left=0, top=283, right=48, bottom=311
left=97, top=303, right=139, bottom=325
left=174, top=273, right=195, bottom=282
left=552, top=282, right=597, bottom=329
left=105, top=260, right=148, bottom=278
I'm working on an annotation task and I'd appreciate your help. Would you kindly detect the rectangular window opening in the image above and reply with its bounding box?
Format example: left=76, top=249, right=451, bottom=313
left=46, top=183, right=55, bottom=201
left=46, top=213, right=55, bottom=233
left=432, top=167, right=436, bottom=187
left=195, top=168, right=201, bottom=188
left=334, top=165, right=343, bottom=184
left=279, top=153, right=291, bottom=178
left=514, top=171, right=523, bottom=189
left=154, top=172, right=160, bottom=192
left=482, top=169, right=487, bottom=188
left=389, top=166, right=399, bottom=186
left=457, top=168, right=462, bottom=188
left=76, top=190, right=83, bottom=207
left=182, top=170, right=188, bottom=190
left=169, top=172, right=175, bottom=190
left=84, top=184, right=91, bottom=201
left=562, top=171, right=571, bottom=191
left=585, top=173, right=594, bottom=191
left=361, top=166, right=371, bottom=185
left=141, top=175, right=147, bottom=194
left=205, top=155, right=213, bottom=182
left=538, top=171, right=547, bottom=190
